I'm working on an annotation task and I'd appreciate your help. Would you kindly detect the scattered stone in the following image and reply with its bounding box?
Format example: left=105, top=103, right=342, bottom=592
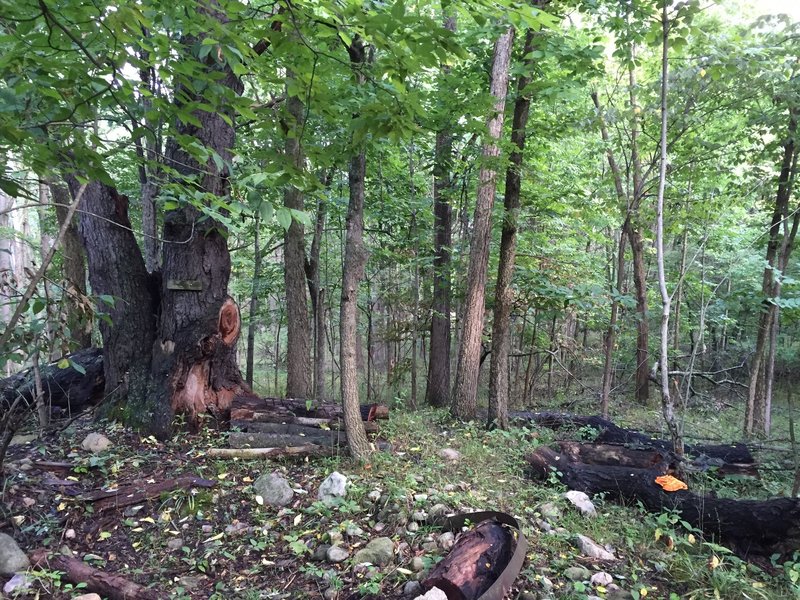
left=429, top=503, right=448, bottom=519
left=413, top=493, right=428, bottom=502
left=0, top=532, right=30, bottom=575
left=412, top=510, right=427, bottom=522
left=178, top=575, right=204, bottom=591
left=253, top=472, right=294, bottom=507
left=323, top=588, right=337, bottom=600
left=443, top=483, right=456, bottom=492
left=438, top=448, right=461, bottom=462
left=10, top=434, right=37, bottom=446
left=564, top=490, right=596, bottom=517
left=407, top=521, right=420, bottom=533
left=564, top=565, right=592, bottom=581
left=326, top=545, right=349, bottom=563
left=368, top=490, right=382, bottom=502
left=437, top=531, right=455, bottom=551
left=415, top=586, right=448, bottom=600
left=201, top=524, right=213, bottom=534
left=373, top=522, right=386, bottom=533
left=81, top=432, right=112, bottom=453
left=225, top=521, right=251, bottom=536
left=535, top=519, right=552, bottom=532
left=353, top=537, right=394, bottom=566
left=345, top=523, right=364, bottom=537
left=575, top=534, right=615, bottom=560
left=537, top=502, right=561, bottom=520
left=328, top=530, right=343, bottom=545
left=313, top=544, right=331, bottom=562
left=411, top=556, right=425, bottom=572
left=318, top=471, right=348, bottom=503
left=421, top=541, right=437, bottom=552
left=3, top=573, right=32, bottom=594
left=591, top=571, right=614, bottom=586
left=606, top=584, right=634, bottom=600
left=73, top=594, right=102, bottom=600
left=540, top=575, right=554, bottom=591
left=403, top=580, right=422, bottom=597
left=21, top=496, right=35, bottom=507
left=167, top=538, right=184, bottom=550
left=65, top=528, right=76, bottom=539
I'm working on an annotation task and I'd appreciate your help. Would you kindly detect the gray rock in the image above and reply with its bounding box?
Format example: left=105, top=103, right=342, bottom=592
left=429, top=503, right=449, bottom=519
left=443, top=483, right=456, bottom=492
left=438, top=448, right=461, bottom=462
left=368, top=490, right=382, bottom=502
left=353, top=537, right=394, bottom=566
left=178, top=575, right=204, bottom=591
left=254, top=472, right=294, bottom=507
left=403, top=580, right=422, bottom=597
left=438, top=531, right=455, bottom=551
left=328, top=530, right=344, bottom=545
left=373, top=522, right=386, bottom=533
left=313, top=544, right=331, bottom=561
left=326, top=545, right=350, bottom=563
left=411, top=556, right=425, bottom=572
left=3, top=573, right=32, bottom=594
left=421, top=541, right=437, bottom=552
left=346, top=523, right=364, bottom=537
left=606, top=584, right=634, bottom=600
left=564, top=490, right=596, bottom=517
left=575, top=534, right=615, bottom=560
left=537, top=502, right=561, bottom=520
left=0, top=532, right=30, bottom=575
left=540, top=575, right=553, bottom=591
left=318, top=471, right=348, bottom=503
left=535, top=519, right=552, bottom=532
left=167, top=538, right=184, bottom=550
left=564, top=565, right=592, bottom=581
left=323, top=588, right=337, bottom=600
left=591, top=571, right=614, bottom=586
left=81, top=432, right=111, bottom=453
left=73, top=595, right=103, bottom=600
left=413, top=494, right=428, bottom=502
left=412, top=510, right=427, bottom=522
left=10, top=434, right=37, bottom=446
left=415, top=587, right=448, bottom=600
left=407, top=522, right=420, bottom=533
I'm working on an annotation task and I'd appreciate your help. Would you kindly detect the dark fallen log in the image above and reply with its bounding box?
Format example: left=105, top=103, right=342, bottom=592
left=556, top=442, right=759, bottom=478
left=29, top=549, right=164, bottom=599
left=422, top=520, right=514, bottom=600
left=228, top=430, right=346, bottom=449
left=512, top=411, right=754, bottom=464
left=81, top=474, right=216, bottom=512
left=207, top=445, right=342, bottom=459
left=231, top=418, right=379, bottom=434
left=230, top=395, right=388, bottom=423
left=527, top=446, right=800, bottom=557
left=0, top=347, right=103, bottom=413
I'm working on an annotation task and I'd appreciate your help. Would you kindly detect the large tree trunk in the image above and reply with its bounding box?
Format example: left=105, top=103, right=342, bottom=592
left=425, top=14, right=456, bottom=409
left=283, top=81, right=312, bottom=399
left=49, top=182, right=91, bottom=349
left=146, top=4, right=247, bottom=436
left=340, top=37, right=372, bottom=460
left=451, top=26, right=515, bottom=420
left=488, top=28, right=536, bottom=430
left=69, top=180, right=158, bottom=417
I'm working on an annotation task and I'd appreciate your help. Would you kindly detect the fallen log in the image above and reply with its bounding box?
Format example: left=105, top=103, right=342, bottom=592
left=422, top=519, right=514, bottom=600
left=207, top=445, right=342, bottom=459
left=0, top=347, right=103, bottom=413
left=228, top=431, right=346, bottom=449
left=230, top=395, right=388, bottom=423
left=29, top=549, right=163, bottom=599
left=512, top=411, right=754, bottom=464
left=527, top=446, right=800, bottom=557
left=81, top=474, right=216, bottom=512
left=230, top=416, right=379, bottom=434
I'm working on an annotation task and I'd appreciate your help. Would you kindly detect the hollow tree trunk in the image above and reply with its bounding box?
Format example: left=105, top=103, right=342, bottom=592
left=425, top=14, right=456, bottom=409
left=283, top=79, right=311, bottom=399
left=488, top=27, right=536, bottom=430
left=452, top=26, right=515, bottom=420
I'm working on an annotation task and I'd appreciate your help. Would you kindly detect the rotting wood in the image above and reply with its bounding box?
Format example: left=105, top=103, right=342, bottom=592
left=228, top=431, right=346, bottom=449
left=29, top=549, right=163, bottom=599
left=207, top=445, right=342, bottom=459
left=422, top=519, right=514, bottom=600
left=230, top=417, right=379, bottom=434
left=527, top=446, right=799, bottom=557
left=81, top=474, right=215, bottom=512
left=230, top=395, right=388, bottom=422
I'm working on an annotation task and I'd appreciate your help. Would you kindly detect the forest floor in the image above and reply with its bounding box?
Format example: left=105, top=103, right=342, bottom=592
left=1, top=398, right=799, bottom=599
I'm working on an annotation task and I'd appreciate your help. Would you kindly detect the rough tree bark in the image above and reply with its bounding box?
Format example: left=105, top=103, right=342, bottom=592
left=283, top=78, right=311, bottom=399
left=245, top=212, right=262, bottom=387
left=306, top=177, right=329, bottom=400
left=488, top=27, right=536, bottom=430
left=452, top=26, right=515, bottom=420
left=341, top=36, right=372, bottom=460
left=425, top=14, right=456, bottom=409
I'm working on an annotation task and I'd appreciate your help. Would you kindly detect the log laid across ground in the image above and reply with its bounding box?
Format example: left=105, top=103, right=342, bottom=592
left=527, top=445, right=799, bottom=557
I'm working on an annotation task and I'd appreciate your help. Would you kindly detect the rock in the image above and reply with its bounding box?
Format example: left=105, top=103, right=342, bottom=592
left=421, top=541, right=437, bottom=552
left=0, top=533, right=30, bottom=575
left=65, top=528, right=76, bottom=539
left=225, top=521, right=251, bottom=536
left=403, top=580, right=422, bottom=597
left=373, top=522, right=386, bottom=533
left=178, top=575, right=204, bottom=591
left=564, top=565, right=592, bottom=581
left=167, top=538, right=184, bottom=550
left=564, top=490, right=596, bottom=517
left=254, top=472, right=294, bottom=507
left=313, top=544, right=331, bottom=561
left=540, top=575, right=553, bottom=591
left=10, top=434, right=37, bottom=446
left=606, top=584, right=634, bottom=600
left=575, top=534, right=615, bottom=560
left=591, top=571, right=614, bottom=586
left=328, top=530, right=344, bottom=545
left=21, top=496, right=35, bottom=507
left=323, top=588, right=337, bottom=600
left=415, top=587, right=448, bottom=600
left=73, top=594, right=102, bottom=600
left=537, top=502, right=561, bottom=520
left=326, top=545, right=350, bottom=563
left=413, top=493, right=428, bottom=502
left=201, top=524, right=213, bottom=534
left=353, top=537, right=394, bottom=566
left=411, top=556, right=425, bottom=572
left=368, top=490, right=382, bottom=502
left=438, top=448, right=461, bottom=462
left=319, top=471, right=348, bottom=503
left=345, top=523, right=364, bottom=537
left=3, top=573, right=32, bottom=594
left=438, top=531, right=455, bottom=551
left=412, top=510, right=427, bottom=522
left=518, top=593, right=537, bottom=600
left=429, top=503, right=449, bottom=519
left=407, top=522, right=420, bottom=533
left=535, top=519, right=552, bottom=532
left=81, top=432, right=112, bottom=453
left=443, top=483, right=456, bottom=492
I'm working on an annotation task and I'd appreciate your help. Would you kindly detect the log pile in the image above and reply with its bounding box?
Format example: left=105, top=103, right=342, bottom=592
left=527, top=444, right=800, bottom=557
left=222, top=395, right=389, bottom=456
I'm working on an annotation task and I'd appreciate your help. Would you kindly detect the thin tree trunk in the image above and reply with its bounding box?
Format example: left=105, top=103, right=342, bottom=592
left=246, top=213, right=262, bottom=387
left=672, top=215, right=689, bottom=358
left=306, top=176, right=329, bottom=400
left=488, top=27, right=536, bottom=430
left=655, top=4, right=683, bottom=456
left=341, top=37, right=372, bottom=460
left=283, top=79, right=311, bottom=399
left=601, top=225, right=626, bottom=418
left=410, top=145, right=419, bottom=409
left=452, top=26, right=515, bottom=420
